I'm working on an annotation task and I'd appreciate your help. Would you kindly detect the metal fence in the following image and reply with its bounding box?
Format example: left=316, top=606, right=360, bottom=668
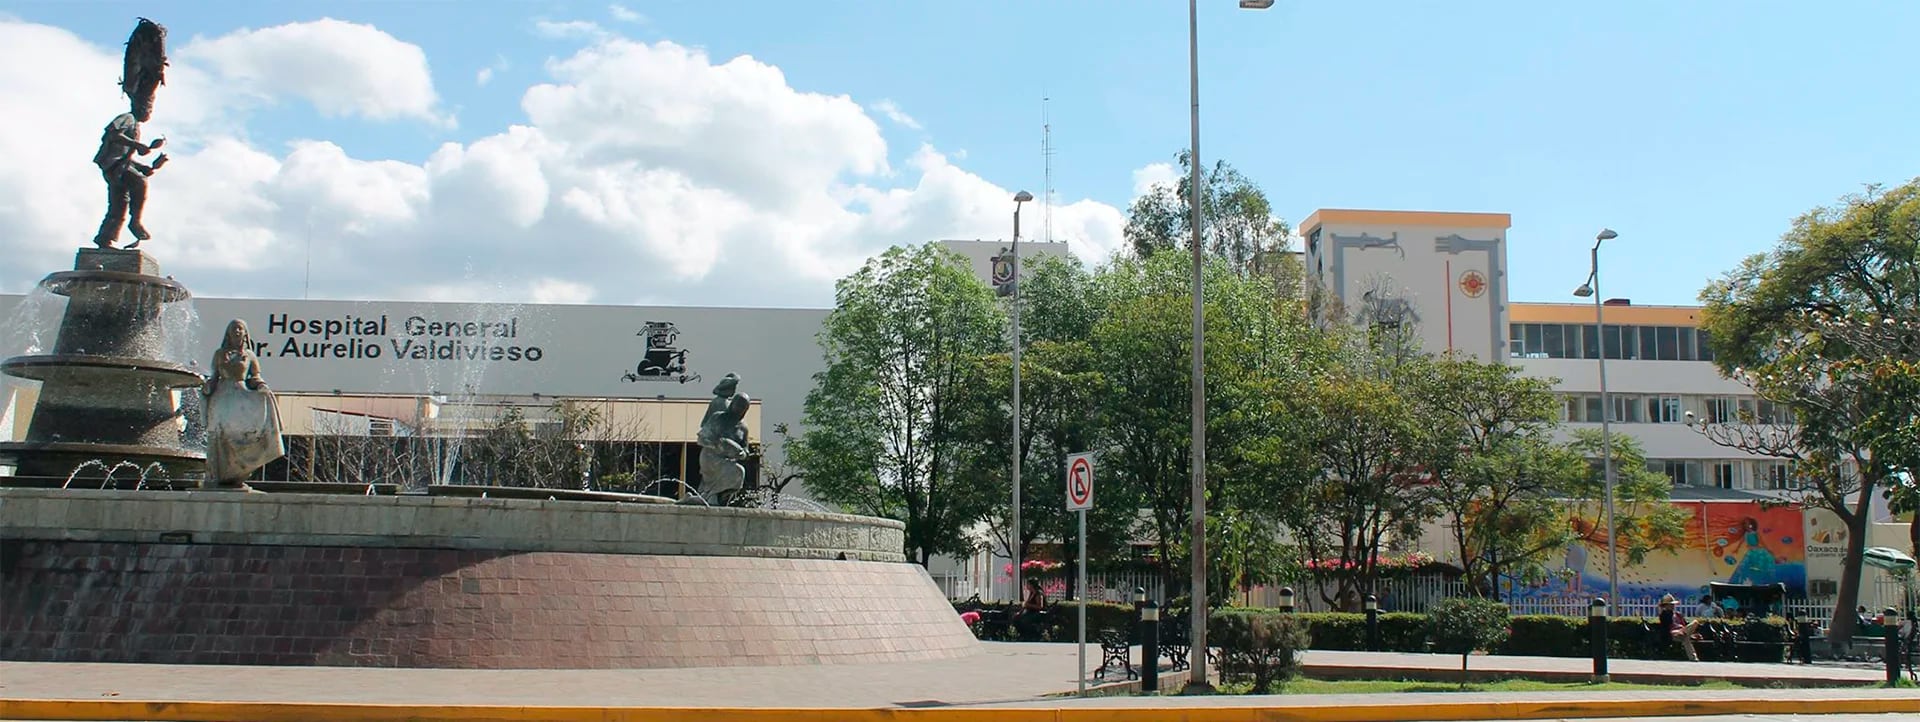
left=934, top=567, right=1914, bottom=628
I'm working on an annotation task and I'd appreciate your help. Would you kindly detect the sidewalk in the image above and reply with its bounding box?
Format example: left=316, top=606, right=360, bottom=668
left=1, top=644, right=1911, bottom=721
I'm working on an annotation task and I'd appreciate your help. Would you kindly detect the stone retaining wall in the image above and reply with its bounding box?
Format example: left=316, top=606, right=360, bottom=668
left=0, top=487, right=905, bottom=561
left=0, top=488, right=976, bottom=668
left=0, top=540, right=976, bottom=668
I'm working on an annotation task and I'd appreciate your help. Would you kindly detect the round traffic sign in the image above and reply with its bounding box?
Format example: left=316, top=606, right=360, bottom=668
left=1067, top=455, right=1093, bottom=508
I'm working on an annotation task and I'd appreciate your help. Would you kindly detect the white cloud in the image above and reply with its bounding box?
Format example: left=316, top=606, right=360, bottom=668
left=182, top=18, right=449, bottom=126
left=869, top=99, right=922, bottom=130
left=476, top=56, right=509, bottom=87
left=1131, top=162, right=1178, bottom=198
left=533, top=20, right=607, bottom=41
left=608, top=4, right=645, bottom=24
left=0, top=19, right=1129, bottom=306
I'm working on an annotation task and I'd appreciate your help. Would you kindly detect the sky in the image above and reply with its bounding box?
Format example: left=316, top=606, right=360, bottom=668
left=1, top=1, right=1915, bottom=309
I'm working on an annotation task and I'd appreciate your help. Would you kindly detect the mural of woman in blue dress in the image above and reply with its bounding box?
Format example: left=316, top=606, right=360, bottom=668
left=1718, top=517, right=1777, bottom=584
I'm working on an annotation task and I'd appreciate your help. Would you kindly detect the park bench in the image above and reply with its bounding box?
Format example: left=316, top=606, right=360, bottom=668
left=1092, top=628, right=1136, bottom=681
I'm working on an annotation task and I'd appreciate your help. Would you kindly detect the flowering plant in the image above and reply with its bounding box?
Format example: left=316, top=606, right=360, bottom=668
left=999, top=559, right=1065, bottom=577
left=1302, top=551, right=1436, bottom=578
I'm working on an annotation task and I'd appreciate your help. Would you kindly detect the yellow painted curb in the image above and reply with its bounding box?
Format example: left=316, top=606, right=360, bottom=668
left=3, top=694, right=1918, bottom=722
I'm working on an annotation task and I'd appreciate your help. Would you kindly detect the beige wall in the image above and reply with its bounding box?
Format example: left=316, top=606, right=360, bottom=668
left=276, top=393, right=759, bottom=442
left=1301, top=209, right=1513, bottom=362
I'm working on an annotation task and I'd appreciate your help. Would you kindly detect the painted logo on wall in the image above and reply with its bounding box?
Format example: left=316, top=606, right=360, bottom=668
left=1459, top=270, right=1488, bottom=298
left=620, top=321, right=701, bottom=384
left=990, top=248, right=1015, bottom=286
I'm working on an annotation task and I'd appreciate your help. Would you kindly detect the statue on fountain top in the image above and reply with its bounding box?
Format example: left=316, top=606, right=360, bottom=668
left=92, top=18, right=171, bottom=251
left=696, top=373, right=751, bottom=504
left=201, top=320, right=284, bottom=489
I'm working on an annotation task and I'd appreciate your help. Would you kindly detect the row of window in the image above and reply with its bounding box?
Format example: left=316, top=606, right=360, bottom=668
left=1650, top=459, right=1797, bottom=491
left=1509, top=322, right=1717, bottom=362
left=1560, top=394, right=1794, bottom=425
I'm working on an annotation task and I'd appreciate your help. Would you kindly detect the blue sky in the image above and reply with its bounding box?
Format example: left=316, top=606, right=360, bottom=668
left=2, top=1, right=1915, bottom=307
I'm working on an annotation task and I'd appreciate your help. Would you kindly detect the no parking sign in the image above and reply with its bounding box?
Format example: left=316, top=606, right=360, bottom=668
left=1065, top=452, right=1093, bottom=511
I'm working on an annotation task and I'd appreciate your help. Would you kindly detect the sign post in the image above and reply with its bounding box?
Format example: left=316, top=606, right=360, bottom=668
left=1066, top=452, right=1094, bottom=696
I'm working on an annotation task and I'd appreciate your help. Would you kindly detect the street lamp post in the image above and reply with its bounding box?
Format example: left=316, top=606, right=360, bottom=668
left=1011, top=190, right=1033, bottom=604
left=1187, top=0, right=1271, bottom=688
left=1573, top=228, right=1620, bottom=605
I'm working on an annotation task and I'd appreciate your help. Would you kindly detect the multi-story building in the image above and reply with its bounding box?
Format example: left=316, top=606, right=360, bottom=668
left=1508, top=302, right=1798, bottom=497
left=1303, top=208, right=1906, bottom=603
left=1299, top=208, right=1793, bottom=498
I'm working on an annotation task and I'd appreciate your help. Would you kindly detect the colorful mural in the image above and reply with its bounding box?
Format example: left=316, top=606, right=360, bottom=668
left=1503, top=501, right=1808, bottom=601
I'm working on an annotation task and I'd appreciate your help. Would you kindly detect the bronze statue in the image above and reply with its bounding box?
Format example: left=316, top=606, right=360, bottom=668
left=201, top=320, right=284, bottom=488
left=696, top=374, right=750, bottom=503
left=93, top=18, right=170, bottom=250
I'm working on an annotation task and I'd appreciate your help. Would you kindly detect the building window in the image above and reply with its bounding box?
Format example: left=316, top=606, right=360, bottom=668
left=1661, top=460, right=1701, bottom=486
left=1646, top=396, right=1683, bottom=423
left=1542, top=323, right=1564, bottom=359
left=1608, top=395, right=1645, bottom=423
left=1584, top=396, right=1603, bottom=423
left=1713, top=462, right=1737, bottom=489
left=1755, top=399, right=1794, bottom=425
left=1656, top=326, right=1679, bottom=361
left=1638, top=325, right=1659, bottom=360
left=1678, top=327, right=1699, bottom=361
left=1706, top=397, right=1738, bottom=424
left=1755, top=461, right=1793, bottom=490
left=1697, top=330, right=1716, bottom=362
left=1582, top=324, right=1600, bottom=359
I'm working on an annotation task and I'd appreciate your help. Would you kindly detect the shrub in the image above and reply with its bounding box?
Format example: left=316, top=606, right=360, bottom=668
left=1043, top=600, right=1140, bottom=642
left=1210, top=610, right=1310, bottom=693
left=1502, top=614, right=1588, bottom=657
left=1428, top=598, right=1510, bottom=679
left=1237, top=611, right=1429, bottom=652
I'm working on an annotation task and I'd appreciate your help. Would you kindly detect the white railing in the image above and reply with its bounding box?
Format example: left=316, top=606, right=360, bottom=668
left=1241, top=574, right=1469, bottom=612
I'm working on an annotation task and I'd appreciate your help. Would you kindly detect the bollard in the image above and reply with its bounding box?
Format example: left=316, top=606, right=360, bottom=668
left=1278, top=586, right=1295, bottom=614
left=1589, top=596, right=1609, bottom=682
left=1364, top=594, right=1380, bottom=652
left=1141, top=599, right=1160, bottom=693
left=1886, top=607, right=1900, bottom=686
left=1134, top=586, right=1146, bottom=614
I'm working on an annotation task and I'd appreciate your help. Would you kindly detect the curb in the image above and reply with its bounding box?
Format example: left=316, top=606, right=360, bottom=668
left=4, top=694, right=1920, bottom=722
left=1301, top=662, right=1883, bottom=688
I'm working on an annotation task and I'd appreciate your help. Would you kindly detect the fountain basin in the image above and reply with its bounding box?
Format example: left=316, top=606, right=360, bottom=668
left=0, top=487, right=979, bottom=669
left=1, top=354, right=204, bottom=388
left=0, top=441, right=204, bottom=485
left=40, top=270, right=192, bottom=302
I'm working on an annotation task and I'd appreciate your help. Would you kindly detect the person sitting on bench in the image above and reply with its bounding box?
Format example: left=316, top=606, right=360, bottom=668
left=1660, top=594, right=1699, bottom=661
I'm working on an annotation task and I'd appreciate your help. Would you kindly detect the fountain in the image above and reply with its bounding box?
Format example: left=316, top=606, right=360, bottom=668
left=0, top=16, right=977, bottom=671
left=0, top=250, right=206, bottom=484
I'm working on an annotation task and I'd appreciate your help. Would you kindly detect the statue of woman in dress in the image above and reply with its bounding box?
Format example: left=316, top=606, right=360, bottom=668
left=201, top=320, right=284, bottom=488
left=695, top=374, right=750, bottom=504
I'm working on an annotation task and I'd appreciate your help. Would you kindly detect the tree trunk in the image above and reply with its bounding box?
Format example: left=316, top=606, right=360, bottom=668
left=1826, top=487, right=1874, bottom=645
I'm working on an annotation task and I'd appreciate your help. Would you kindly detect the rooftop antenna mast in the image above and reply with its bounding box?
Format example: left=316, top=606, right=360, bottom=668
left=1042, top=95, right=1054, bottom=244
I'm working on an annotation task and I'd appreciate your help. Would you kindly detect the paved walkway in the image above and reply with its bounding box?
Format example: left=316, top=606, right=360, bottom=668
left=0, top=644, right=1894, bottom=711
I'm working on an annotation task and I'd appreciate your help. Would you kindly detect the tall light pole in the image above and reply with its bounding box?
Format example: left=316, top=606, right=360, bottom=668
left=1573, top=228, right=1620, bottom=605
left=1011, top=189, right=1033, bottom=604
left=1188, top=0, right=1273, bottom=689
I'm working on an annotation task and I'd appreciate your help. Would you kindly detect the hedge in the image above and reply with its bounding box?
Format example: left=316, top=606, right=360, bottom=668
left=954, top=601, right=1788, bottom=662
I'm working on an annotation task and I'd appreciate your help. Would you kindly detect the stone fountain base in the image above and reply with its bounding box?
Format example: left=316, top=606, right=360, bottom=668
left=0, top=487, right=980, bottom=669
left=0, top=249, right=205, bottom=482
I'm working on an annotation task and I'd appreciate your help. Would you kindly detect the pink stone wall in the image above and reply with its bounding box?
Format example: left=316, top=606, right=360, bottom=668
left=0, top=541, right=979, bottom=668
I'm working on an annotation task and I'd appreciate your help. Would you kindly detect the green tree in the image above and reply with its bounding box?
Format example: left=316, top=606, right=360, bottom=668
left=1085, top=251, right=1321, bottom=598
left=1428, top=597, right=1511, bottom=683
left=1407, top=356, right=1588, bottom=599
left=1562, top=430, right=1690, bottom=572
left=1123, top=151, right=1290, bottom=272
left=1285, top=360, right=1431, bottom=611
left=1695, top=178, right=1920, bottom=642
left=793, top=244, right=1006, bottom=565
